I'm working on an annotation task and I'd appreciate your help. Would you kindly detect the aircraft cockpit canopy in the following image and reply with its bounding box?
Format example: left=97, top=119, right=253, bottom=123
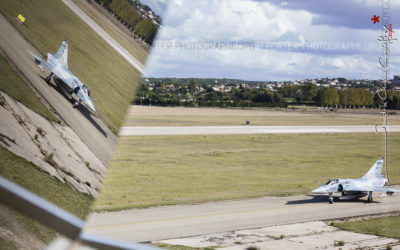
left=325, top=179, right=339, bottom=185
left=82, top=84, right=91, bottom=97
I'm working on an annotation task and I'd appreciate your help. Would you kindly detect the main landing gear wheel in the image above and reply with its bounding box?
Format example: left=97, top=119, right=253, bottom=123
left=367, top=191, right=373, bottom=203
left=45, top=72, right=53, bottom=83
left=73, top=102, right=79, bottom=108
left=329, top=193, right=334, bottom=204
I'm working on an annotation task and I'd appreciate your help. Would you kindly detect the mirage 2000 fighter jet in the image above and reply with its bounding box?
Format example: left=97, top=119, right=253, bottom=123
left=29, top=40, right=96, bottom=113
left=312, top=157, right=400, bottom=204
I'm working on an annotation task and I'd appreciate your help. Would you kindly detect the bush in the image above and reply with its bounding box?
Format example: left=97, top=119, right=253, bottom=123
left=246, top=247, right=260, bottom=250
left=0, top=96, right=5, bottom=106
left=334, top=240, right=345, bottom=246
left=36, top=127, right=45, bottom=136
left=44, top=152, right=57, bottom=168
left=16, top=114, right=25, bottom=125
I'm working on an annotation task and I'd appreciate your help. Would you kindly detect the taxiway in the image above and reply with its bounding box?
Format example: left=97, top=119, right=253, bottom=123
left=85, top=189, right=400, bottom=243
left=119, top=125, right=400, bottom=136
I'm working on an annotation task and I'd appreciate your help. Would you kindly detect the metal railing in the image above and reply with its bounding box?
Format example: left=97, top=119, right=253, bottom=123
left=0, top=176, right=160, bottom=250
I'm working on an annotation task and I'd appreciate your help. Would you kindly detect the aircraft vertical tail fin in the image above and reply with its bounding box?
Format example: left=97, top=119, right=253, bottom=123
left=54, top=40, right=68, bottom=67
left=362, top=157, right=384, bottom=179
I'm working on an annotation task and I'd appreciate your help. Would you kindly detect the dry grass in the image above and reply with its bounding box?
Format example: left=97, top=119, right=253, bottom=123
left=0, top=54, right=59, bottom=123
left=93, top=132, right=400, bottom=211
left=333, top=216, right=400, bottom=239
left=125, top=106, right=400, bottom=126
left=0, top=145, right=93, bottom=246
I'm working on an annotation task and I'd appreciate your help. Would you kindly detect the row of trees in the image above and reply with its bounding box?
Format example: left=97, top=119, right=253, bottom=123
left=96, top=0, right=158, bottom=44
left=135, top=83, right=287, bottom=108
left=278, top=84, right=319, bottom=103
left=315, top=88, right=374, bottom=108
left=315, top=88, right=400, bottom=109
left=135, top=81, right=400, bottom=110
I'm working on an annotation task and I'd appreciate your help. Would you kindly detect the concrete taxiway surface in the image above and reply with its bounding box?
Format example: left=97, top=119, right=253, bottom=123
left=85, top=190, right=400, bottom=243
left=158, top=221, right=400, bottom=249
left=61, top=0, right=146, bottom=74
left=119, top=125, right=400, bottom=136
left=0, top=13, right=116, bottom=164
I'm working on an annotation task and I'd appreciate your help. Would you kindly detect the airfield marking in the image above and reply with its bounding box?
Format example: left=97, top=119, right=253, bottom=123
left=61, top=0, right=146, bottom=73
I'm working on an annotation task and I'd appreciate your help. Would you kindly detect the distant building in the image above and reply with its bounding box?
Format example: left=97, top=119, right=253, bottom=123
left=393, top=86, right=400, bottom=91
left=391, top=75, right=400, bottom=85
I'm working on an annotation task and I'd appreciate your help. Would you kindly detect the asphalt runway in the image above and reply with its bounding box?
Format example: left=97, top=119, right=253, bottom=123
left=119, top=125, right=400, bottom=136
left=61, top=0, right=146, bottom=74
left=0, top=13, right=116, bottom=165
left=85, top=189, right=400, bottom=243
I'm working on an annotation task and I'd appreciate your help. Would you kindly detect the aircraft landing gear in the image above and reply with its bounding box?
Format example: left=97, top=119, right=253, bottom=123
left=45, top=72, right=53, bottom=83
left=73, top=102, right=79, bottom=108
left=367, top=191, right=373, bottom=203
left=329, top=193, right=334, bottom=204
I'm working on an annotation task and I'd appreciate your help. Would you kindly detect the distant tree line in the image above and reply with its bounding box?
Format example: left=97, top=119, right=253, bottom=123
left=135, top=81, right=287, bottom=108
left=277, top=84, right=399, bottom=109
left=134, top=80, right=400, bottom=110
left=315, top=88, right=400, bottom=109
left=95, top=0, right=158, bottom=44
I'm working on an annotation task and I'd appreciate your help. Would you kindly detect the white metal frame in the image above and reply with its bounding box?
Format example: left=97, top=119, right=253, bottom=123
left=0, top=176, right=160, bottom=250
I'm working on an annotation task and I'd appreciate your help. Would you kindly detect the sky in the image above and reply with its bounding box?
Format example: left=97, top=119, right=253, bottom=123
left=143, top=0, right=400, bottom=81
left=139, top=0, right=168, bottom=17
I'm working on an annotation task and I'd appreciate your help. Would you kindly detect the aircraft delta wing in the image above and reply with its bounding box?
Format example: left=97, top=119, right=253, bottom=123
left=312, top=157, right=400, bottom=204
left=29, top=40, right=96, bottom=113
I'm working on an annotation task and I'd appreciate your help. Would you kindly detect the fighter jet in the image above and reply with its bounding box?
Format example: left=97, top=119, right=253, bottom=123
left=29, top=40, right=96, bottom=113
left=312, top=157, right=399, bottom=204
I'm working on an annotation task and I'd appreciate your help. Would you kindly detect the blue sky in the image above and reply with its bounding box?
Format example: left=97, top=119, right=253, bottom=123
left=143, top=0, right=400, bottom=81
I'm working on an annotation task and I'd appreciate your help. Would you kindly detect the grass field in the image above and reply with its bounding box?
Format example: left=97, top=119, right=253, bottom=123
left=0, top=54, right=59, bottom=123
left=0, top=145, right=93, bottom=246
left=333, top=216, right=400, bottom=239
left=93, top=133, right=400, bottom=211
left=125, top=106, right=400, bottom=126
left=0, top=146, right=93, bottom=218
left=71, top=0, right=149, bottom=64
left=0, top=0, right=142, bottom=133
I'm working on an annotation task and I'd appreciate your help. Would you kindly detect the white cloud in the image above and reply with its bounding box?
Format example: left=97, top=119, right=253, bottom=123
left=174, top=0, right=183, bottom=6
left=145, top=0, right=400, bottom=81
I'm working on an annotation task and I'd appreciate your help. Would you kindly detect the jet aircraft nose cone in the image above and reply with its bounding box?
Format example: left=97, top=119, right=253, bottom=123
left=88, top=102, right=96, bottom=113
left=312, top=186, right=325, bottom=194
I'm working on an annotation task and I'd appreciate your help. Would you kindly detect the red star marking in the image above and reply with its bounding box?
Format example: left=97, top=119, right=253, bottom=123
left=371, top=15, right=380, bottom=24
